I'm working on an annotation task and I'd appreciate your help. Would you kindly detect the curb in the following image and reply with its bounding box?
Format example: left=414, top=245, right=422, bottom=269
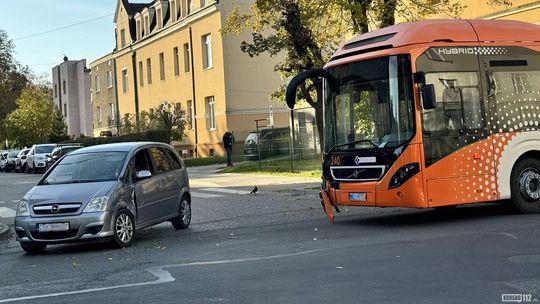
left=0, top=222, right=9, bottom=239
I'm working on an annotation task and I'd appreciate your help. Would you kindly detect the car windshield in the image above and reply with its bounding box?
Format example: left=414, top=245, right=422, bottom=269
left=41, top=152, right=127, bottom=185
left=36, top=145, right=56, bottom=154
left=324, top=55, right=415, bottom=151
left=9, top=151, right=20, bottom=157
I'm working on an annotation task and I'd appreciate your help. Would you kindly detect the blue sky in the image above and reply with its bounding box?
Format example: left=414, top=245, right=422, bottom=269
left=0, top=0, right=148, bottom=79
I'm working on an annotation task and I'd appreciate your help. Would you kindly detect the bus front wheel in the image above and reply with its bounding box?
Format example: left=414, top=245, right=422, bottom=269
left=511, top=157, right=540, bottom=213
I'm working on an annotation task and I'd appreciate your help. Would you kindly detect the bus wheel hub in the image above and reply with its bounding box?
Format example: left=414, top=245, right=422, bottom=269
left=519, top=170, right=540, bottom=201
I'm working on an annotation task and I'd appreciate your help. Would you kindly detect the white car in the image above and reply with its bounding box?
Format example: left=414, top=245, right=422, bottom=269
left=26, top=144, right=57, bottom=174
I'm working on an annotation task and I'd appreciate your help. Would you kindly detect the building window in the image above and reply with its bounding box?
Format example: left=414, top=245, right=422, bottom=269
left=122, top=68, right=128, bottom=93
left=120, top=29, right=126, bottom=48
left=62, top=80, right=66, bottom=94
left=107, top=71, right=113, bottom=88
left=183, top=43, right=190, bottom=73
left=200, top=0, right=209, bottom=7
left=144, top=16, right=150, bottom=35
left=139, top=61, right=144, bottom=86
left=137, top=20, right=142, bottom=39
left=159, top=52, right=165, bottom=81
left=54, top=84, right=57, bottom=98
left=171, top=0, right=177, bottom=22
left=64, top=104, right=67, bottom=117
left=205, top=96, right=215, bottom=130
left=109, top=103, right=116, bottom=121
left=95, top=75, right=101, bottom=92
left=173, top=47, right=180, bottom=76
left=157, top=8, right=162, bottom=30
left=97, top=106, right=102, bottom=122
left=147, top=58, right=152, bottom=84
left=202, top=34, right=213, bottom=69
left=187, top=100, right=193, bottom=129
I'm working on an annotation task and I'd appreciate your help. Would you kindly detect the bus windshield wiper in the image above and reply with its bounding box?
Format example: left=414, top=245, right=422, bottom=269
left=328, top=139, right=392, bottom=166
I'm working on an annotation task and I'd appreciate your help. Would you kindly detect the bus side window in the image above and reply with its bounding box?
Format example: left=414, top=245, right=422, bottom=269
left=423, top=72, right=482, bottom=131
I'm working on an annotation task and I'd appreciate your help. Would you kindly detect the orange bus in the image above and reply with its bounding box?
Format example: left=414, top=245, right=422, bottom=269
left=286, top=19, right=540, bottom=222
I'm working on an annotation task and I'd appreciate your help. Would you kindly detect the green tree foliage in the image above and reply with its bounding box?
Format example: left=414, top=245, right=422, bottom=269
left=0, top=29, right=30, bottom=142
left=117, top=101, right=187, bottom=143
left=4, top=86, right=56, bottom=147
left=49, top=108, right=69, bottom=143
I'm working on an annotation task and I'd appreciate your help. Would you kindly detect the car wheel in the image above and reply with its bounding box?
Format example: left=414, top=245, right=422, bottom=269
left=15, top=164, right=20, bottom=173
left=511, top=157, right=540, bottom=213
left=31, top=162, right=37, bottom=174
left=20, top=242, right=47, bottom=254
left=172, top=196, right=191, bottom=230
left=111, top=209, right=135, bottom=248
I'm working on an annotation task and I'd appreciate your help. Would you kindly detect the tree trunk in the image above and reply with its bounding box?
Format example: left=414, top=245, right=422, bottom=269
left=379, top=0, right=398, bottom=28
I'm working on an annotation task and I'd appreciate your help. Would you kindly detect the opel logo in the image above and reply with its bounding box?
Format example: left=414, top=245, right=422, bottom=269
left=51, top=204, right=59, bottom=214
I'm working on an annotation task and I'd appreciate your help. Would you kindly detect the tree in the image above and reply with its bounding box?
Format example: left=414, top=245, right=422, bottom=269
left=49, top=108, right=69, bottom=143
left=223, top=0, right=512, bottom=149
left=117, top=101, right=187, bottom=143
left=0, top=28, right=30, bottom=142
left=4, top=86, right=56, bottom=147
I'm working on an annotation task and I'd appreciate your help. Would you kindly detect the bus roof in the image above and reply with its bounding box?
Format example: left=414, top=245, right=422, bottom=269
left=330, top=19, right=540, bottom=63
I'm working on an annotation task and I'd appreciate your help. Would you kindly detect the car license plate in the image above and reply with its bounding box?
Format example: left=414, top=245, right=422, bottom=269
left=37, top=223, right=69, bottom=232
left=349, top=192, right=367, bottom=201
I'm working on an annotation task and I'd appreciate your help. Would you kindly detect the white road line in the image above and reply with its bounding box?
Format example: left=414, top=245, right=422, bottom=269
left=200, top=187, right=252, bottom=195
left=0, top=207, right=15, bottom=218
left=11, top=200, right=19, bottom=203
left=0, top=202, right=4, bottom=205
left=0, top=249, right=323, bottom=303
left=191, top=191, right=223, bottom=198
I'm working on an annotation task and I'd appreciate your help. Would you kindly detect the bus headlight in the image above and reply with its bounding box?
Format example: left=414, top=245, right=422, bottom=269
left=389, top=163, right=420, bottom=189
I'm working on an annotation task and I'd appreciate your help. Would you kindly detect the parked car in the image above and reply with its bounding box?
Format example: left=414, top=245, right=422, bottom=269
left=0, top=151, right=8, bottom=171
left=26, top=144, right=57, bottom=173
left=2, top=150, right=21, bottom=172
left=46, top=145, right=83, bottom=169
left=243, top=127, right=291, bottom=160
left=14, top=142, right=191, bottom=253
left=15, top=148, right=30, bottom=173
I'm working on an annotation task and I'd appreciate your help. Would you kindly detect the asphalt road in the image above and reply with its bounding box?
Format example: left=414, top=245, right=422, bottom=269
left=0, top=169, right=539, bottom=304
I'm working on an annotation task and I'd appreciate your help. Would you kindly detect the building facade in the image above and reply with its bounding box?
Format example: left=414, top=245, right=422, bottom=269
left=111, top=0, right=289, bottom=158
left=52, top=57, right=93, bottom=138
left=89, top=54, right=119, bottom=137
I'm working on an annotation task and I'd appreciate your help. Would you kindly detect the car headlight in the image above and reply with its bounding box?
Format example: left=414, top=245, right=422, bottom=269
left=83, top=196, right=109, bottom=213
left=16, top=200, right=30, bottom=216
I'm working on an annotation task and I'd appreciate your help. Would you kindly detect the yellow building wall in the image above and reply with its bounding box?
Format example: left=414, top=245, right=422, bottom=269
left=427, top=1, right=540, bottom=23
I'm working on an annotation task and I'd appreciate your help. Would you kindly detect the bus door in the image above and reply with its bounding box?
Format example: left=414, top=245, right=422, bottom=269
left=482, top=46, right=540, bottom=200
left=417, top=46, right=495, bottom=206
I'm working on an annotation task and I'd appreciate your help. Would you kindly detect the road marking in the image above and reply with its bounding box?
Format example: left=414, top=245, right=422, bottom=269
left=0, top=202, right=4, bottom=205
left=200, top=188, right=252, bottom=195
left=191, top=191, right=223, bottom=198
left=0, top=207, right=15, bottom=218
left=0, top=249, right=324, bottom=303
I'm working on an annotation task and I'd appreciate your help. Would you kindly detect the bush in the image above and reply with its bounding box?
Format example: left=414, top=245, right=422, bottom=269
left=61, top=130, right=171, bottom=147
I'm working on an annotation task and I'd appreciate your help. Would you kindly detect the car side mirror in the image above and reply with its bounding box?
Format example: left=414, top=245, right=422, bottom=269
left=422, top=84, right=437, bottom=110
left=136, top=170, right=152, bottom=180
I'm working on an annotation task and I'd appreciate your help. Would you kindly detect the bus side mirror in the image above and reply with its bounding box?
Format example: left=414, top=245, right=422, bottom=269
left=422, top=84, right=437, bottom=110
left=285, top=69, right=339, bottom=109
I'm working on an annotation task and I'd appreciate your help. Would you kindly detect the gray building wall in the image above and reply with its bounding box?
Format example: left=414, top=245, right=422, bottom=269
left=51, top=58, right=92, bottom=137
left=90, top=54, right=118, bottom=137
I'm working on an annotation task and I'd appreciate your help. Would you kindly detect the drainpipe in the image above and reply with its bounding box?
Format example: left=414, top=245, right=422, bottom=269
left=131, top=51, right=140, bottom=128
left=189, top=26, right=199, bottom=158
left=113, top=58, right=120, bottom=135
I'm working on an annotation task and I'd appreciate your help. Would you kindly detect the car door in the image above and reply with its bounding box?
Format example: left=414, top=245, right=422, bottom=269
left=27, top=146, right=35, bottom=169
left=132, top=148, right=165, bottom=226
left=163, top=147, right=186, bottom=211
left=148, top=147, right=177, bottom=218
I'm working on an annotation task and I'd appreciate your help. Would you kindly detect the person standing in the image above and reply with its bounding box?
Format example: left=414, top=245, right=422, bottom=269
left=223, top=131, right=234, bottom=167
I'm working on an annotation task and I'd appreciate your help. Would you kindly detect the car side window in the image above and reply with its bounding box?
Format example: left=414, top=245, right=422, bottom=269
left=134, top=149, right=154, bottom=174
left=149, top=147, right=172, bottom=174
left=163, top=148, right=182, bottom=170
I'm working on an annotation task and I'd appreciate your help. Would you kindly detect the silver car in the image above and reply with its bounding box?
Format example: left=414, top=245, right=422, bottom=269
left=14, top=142, right=191, bottom=253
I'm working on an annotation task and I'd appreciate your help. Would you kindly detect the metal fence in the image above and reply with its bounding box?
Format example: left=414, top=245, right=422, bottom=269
left=246, top=107, right=321, bottom=174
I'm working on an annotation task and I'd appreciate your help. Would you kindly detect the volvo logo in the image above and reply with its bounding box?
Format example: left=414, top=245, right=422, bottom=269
left=51, top=204, right=59, bottom=214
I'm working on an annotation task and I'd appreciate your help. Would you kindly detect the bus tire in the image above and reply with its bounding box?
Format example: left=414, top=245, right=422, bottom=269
left=510, top=157, right=540, bottom=213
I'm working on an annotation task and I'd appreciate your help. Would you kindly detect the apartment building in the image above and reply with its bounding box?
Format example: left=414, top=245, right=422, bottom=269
left=52, top=57, right=93, bottom=138
left=416, top=0, right=540, bottom=23
left=90, top=54, right=118, bottom=137
left=112, top=0, right=289, bottom=157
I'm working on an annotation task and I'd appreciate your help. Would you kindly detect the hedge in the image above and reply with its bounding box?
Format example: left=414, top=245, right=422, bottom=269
left=62, top=129, right=171, bottom=147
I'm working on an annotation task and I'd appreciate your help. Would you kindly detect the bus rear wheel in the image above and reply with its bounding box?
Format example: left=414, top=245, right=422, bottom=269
left=511, top=157, right=540, bottom=213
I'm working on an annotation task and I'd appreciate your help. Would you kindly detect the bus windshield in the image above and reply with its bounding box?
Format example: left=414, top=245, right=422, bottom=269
left=324, top=55, right=415, bottom=152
